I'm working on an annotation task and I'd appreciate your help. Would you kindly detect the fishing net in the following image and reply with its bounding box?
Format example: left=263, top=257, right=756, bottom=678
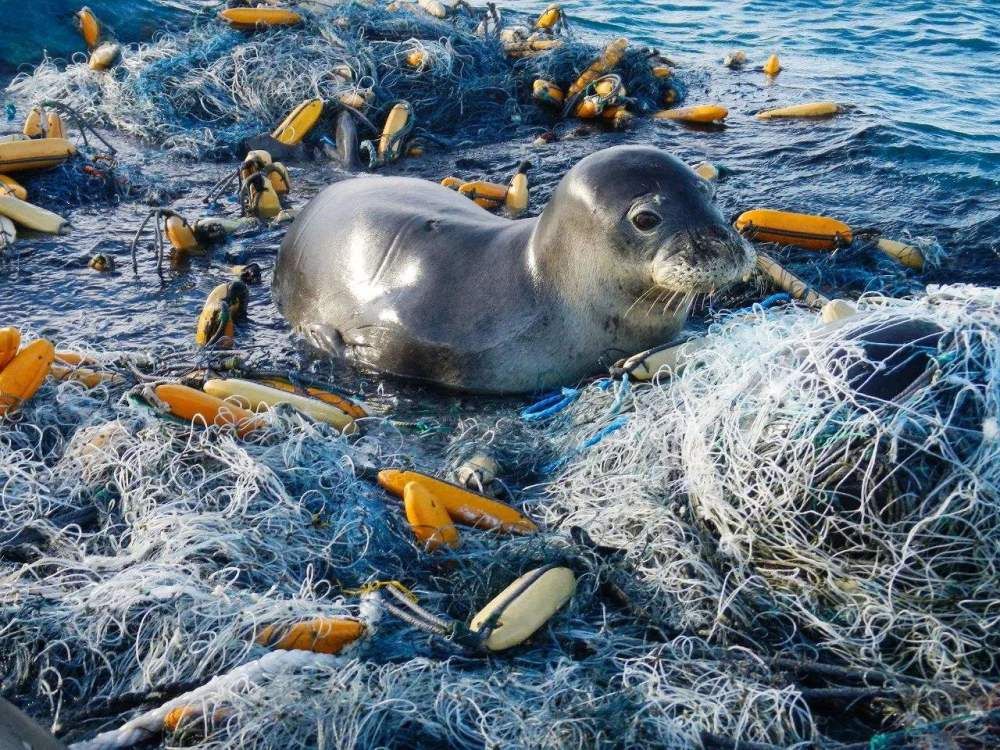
left=3, top=285, right=998, bottom=749
left=527, top=283, right=1000, bottom=722
left=6, top=4, right=679, bottom=159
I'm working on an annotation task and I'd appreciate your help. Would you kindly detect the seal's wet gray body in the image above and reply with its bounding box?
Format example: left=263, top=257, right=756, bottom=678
left=274, top=145, right=753, bottom=393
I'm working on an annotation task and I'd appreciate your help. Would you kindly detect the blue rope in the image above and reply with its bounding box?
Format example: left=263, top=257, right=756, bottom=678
left=521, top=387, right=580, bottom=422
left=542, top=415, right=629, bottom=474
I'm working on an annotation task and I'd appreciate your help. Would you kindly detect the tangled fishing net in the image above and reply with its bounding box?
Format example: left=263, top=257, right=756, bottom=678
left=2, top=285, right=998, bottom=749
left=6, top=3, right=678, bottom=158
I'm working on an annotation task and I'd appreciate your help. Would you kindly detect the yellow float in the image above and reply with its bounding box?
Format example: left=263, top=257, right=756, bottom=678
left=654, top=104, right=728, bottom=124
left=0, top=138, right=76, bottom=173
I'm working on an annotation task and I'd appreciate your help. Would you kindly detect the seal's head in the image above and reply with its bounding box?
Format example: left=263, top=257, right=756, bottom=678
left=534, top=145, right=754, bottom=312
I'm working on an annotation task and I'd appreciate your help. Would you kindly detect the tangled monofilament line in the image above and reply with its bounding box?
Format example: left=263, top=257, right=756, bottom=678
left=6, top=5, right=676, bottom=158
left=532, top=285, right=1000, bottom=710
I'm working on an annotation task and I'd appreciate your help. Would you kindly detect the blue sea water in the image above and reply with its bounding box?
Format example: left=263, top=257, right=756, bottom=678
left=1, top=0, right=998, bottom=375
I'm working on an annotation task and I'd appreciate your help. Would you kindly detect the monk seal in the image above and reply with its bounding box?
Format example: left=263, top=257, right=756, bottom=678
left=273, top=145, right=755, bottom=393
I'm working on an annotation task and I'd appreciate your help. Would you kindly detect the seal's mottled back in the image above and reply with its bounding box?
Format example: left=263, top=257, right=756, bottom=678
left=274, top=145, right=754, bottom=393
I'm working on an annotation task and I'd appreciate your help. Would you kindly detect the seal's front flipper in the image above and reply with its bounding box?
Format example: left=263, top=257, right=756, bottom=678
left=300, top=323, right=348, bottom=359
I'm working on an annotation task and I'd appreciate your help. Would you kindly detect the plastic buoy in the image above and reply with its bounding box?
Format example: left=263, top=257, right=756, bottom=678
left=195, top=283, right=239, bottom=347
left=532, top=79, right=564, bottom=107
left=505, top=160, right=530, bottom=216
left=757, top=102, right=841, bottom=120
left=535, top=3, right=562, bottom=30
left=0, top=339, right=55, bottom=417
left=614, top=337, right=709, bottom=381
left=50, top=364, right=120, bottom=388
left=22, top=106, right=45, bottom=139
left=271, top=98, right=324, bottom=146
left=45, top=111, right=65, bottom=139
left=76, top=6, right=104, bottom=50
left=763, top=53, right=782, bottom=76
left=735, top=208, right=853, bottom=251
left=820, top=299, right=857, bottom=324
left=654, top=104, right=728, bottom=124
left=378, top=101, right=412, bottom=161
left=0, top=138, right=76, bottom=173
left=756, top=254, right=830, bottom=308
left=0, top=174, right=27, bottom=200
left=417, top=0, right=448, bottom=18
left=0, top=195, right=69, bottom=234
left=469, top=566, right=576, bottom=651
left=691, top=161, right=719, bottom=181
left=567, top=38, right=628, bottom=99
left=203, top=378, right=356, bottom=432
left=254, top=377, right=368, bottom=418
left=218, top=7, right=302, bottom=30
left=153, top=383, right=262, bottom=436
left=723, top=50, right=747, bottom=68
left=0, top=326, right=20, bottom=371
left=403, top=482, right=460, bottom=550
left=876, top=237, right=925, bottom=270
left=378, top=469, right=537, bottom=533
left=406, top=49, right=429, bottom=68
left=89, top=42, right=121, bottom=71
left=256, top=618, right=364, bottom=654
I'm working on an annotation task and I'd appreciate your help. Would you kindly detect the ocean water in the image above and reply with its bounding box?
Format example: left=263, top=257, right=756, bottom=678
left=1, top=0, right=997, bottom=362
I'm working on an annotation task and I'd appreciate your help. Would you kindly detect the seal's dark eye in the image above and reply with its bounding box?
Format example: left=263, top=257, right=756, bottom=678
left=632, top=211, right=662, bottom=231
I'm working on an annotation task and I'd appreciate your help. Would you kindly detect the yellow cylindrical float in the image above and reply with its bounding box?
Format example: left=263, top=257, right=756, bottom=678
left=756, top=101, right=841, bottom=120
left=532, top=79, right=564, bottom=107
left=0, top=195, right=68, bottom=234
left=405, top=49, right=428, bottom=69
left=0, top=327, right=21, bottom=371
left=616, top=337, right=710, bottom=381
left=378, top=101, right=412, bottom=161
left=256, top=618, right=365, bottom=654
left=876, top=238, right=924, bottom=270
left=202, top=378, right=355, bottom=432
left=654, top=104, right=728, bottom=124
left=756, top=254, right=829, bottom=308
left=154, top=383, right=262, bottom=437
left=763, top=53, right=782, bottom=76
left=417, top=0, right=448, bottom=18
left=0, top=138, right=76, bottom=173
left=76, top=6, right=103, bottom=50
left=253, top=377, right=368, bottom=418
left=378, top=469, right=537, bottom=534
left=691, top=161, right=719, bottom=181
left=0, top=339, right=55, bottom=417
left=734, top=208, right=852, bottom=251
left=218, top=7, right=302, bottom=30
left=535, top=4, right=562, bottom=30
left=403, top=482, right=460, bottom=551
left=88, top=42, right=121, bottom=71
left=0, top=175, right=27, bottom=200
left=165, top=215, right=199, bottom=253
left=505, top=161, right=530, bottom=217
left=469, top=566, right=576, bottom=651
left=567, top=37, right=628, bottom=98
left=820, top=299, right=857, bottom=324
left=45, top=111, right=66, bottom=139
left=271, top=98, right=324, bottom=146
left=22, top=107, right=45, bottom=139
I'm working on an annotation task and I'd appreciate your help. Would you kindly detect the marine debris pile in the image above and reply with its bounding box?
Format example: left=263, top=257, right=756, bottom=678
left=1, top=2, right=997, bottom=749
left=7, top=2, right=680, bottom=158
left=2, top=288, right=999, bottom=747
